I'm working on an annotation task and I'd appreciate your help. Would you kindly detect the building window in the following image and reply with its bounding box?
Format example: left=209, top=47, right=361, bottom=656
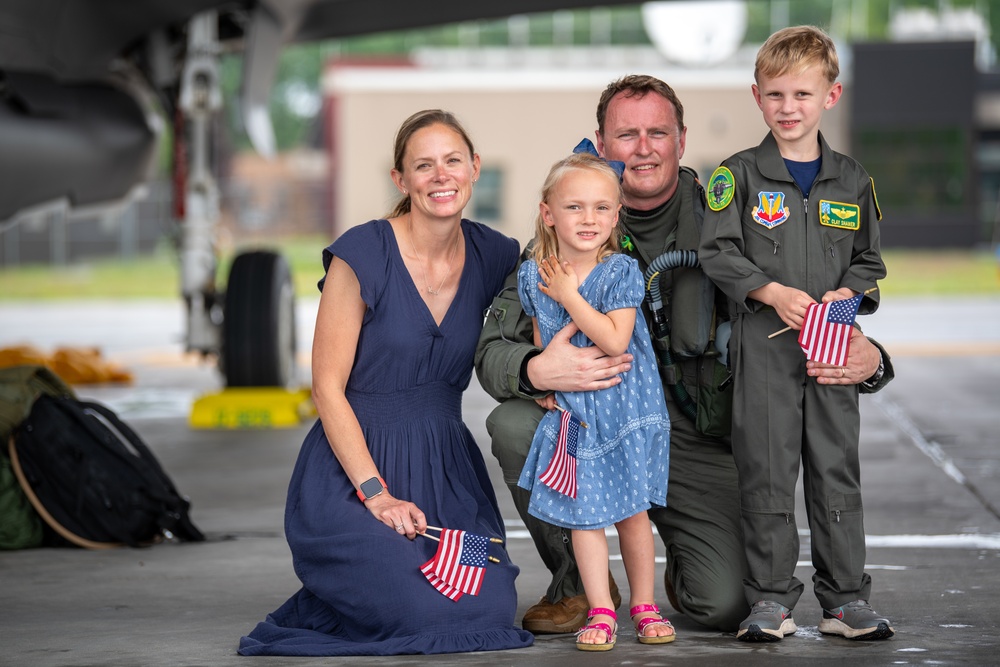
left=471, top=166, right=503, bottom=223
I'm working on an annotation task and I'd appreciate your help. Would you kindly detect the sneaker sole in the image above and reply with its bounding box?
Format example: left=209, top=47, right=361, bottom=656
left=737, top=619, right=797, bottom=642
left=818, top=618, right=895, bottom=640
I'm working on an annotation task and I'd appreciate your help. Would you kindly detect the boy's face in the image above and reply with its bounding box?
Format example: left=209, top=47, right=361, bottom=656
left=752, top=64, right=842, bottom=155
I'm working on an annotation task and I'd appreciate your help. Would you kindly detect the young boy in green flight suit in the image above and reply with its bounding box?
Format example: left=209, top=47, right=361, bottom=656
left=699, top=25, right=892, bottom=642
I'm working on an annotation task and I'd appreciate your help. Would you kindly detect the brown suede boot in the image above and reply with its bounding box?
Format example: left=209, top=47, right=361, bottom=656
left=521, top=573, right=623, bottom=634
left=521, top=594, right=590, bottom=634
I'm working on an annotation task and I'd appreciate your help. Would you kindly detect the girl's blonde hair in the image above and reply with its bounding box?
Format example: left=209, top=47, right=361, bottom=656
left=530, top=152, right=622, bottom=265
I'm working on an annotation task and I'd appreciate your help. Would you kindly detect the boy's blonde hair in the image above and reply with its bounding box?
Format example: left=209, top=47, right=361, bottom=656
left=531, top=153, right=622, bottom=265
left=754, top=25, right=839, bottom=85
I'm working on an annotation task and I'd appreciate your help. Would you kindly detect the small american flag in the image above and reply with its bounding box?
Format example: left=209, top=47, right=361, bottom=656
left=798, top=293, right=864, bottom=366
left=420, top=529, right=489, bottom=601
left=539, top=408, right=581, bottom=499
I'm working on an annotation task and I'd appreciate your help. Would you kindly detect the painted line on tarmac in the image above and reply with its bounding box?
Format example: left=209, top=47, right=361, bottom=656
left=873, top=393, right=1000, bottom=521
left=503, top=524, right=1000, bottom=549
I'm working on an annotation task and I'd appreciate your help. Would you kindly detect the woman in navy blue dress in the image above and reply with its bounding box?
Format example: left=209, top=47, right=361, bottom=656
left=239, top=110, right=533, bottom=656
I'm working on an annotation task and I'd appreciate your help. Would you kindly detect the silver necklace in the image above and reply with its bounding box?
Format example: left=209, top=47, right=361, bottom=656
left=407, top=217, right=459, bottom=296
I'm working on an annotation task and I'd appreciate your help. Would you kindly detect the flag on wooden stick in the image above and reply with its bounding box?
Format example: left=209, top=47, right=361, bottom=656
left=539, top=408, right=581, bottom=499
left=420, top=528, right=490, bottom=600
left=797, top=292, right=865, bottom=366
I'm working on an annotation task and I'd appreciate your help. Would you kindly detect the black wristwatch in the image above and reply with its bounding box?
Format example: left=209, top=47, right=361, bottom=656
left=356, top=476, right=386, bottom=502
left=861, top=355, right=885, bottom=389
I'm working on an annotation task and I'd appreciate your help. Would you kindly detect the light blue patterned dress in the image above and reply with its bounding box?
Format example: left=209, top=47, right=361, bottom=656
left=516, top=253, right=670, bottom=530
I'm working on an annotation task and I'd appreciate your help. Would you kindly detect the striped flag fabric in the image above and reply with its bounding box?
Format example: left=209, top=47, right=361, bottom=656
left=797, top=293, right=865, bottom=366
left=420, top=529, right=489, bottom=601
left=539, top=408, right=581, bottom=499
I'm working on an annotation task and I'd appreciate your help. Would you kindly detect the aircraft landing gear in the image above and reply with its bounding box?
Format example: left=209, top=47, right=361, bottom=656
left=221, top=250, right=297, bottom=388
left=178, top=11, right=298, bottom=392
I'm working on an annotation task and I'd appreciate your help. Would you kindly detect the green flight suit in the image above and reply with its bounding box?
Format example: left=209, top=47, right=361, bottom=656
left=699, top=132, right=887, bottom=611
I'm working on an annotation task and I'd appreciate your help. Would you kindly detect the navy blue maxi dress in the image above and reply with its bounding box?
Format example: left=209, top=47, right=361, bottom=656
left=238, top=219, right=533, bottom=656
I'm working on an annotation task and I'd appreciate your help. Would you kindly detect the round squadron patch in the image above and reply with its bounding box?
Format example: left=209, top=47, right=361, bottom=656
left=707, top=166, right=735, bottom=211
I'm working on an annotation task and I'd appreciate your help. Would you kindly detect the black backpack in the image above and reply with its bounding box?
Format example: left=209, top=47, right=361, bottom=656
left=9, top=394, right=205, bottom=548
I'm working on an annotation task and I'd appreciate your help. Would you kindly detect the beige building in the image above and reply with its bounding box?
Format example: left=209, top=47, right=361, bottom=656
left=321, top=47, right=848, bottom=246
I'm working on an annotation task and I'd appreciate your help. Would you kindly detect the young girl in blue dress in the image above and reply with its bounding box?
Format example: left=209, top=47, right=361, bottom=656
left=517, top=151, right=674, bottom=651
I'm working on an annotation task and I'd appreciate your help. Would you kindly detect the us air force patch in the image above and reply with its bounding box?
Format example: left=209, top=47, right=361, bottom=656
left=707, top=166, right=735, bottom=211
left=751, top=191, right=789, bottom=228
left=819, top=200, right=860, bottom=230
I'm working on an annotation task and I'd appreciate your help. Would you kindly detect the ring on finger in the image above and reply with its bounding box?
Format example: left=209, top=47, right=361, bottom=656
left=840, top=368, right=846, bottom=378
left=395, top=524, right=404, bottom=532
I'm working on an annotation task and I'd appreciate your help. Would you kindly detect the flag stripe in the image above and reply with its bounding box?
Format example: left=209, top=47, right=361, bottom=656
left=421, top=528, right=489, bottom=599
left=539, top=409, right=579, bottom=498
left=797, top=294, right=864, bottom=366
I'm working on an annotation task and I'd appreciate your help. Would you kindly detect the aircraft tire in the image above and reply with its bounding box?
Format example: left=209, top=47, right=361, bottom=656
left=221, top=250, right=297, bottom=387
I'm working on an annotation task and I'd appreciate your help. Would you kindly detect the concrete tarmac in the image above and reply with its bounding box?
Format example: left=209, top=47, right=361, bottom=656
left=1, top=295, right=999, bottom=666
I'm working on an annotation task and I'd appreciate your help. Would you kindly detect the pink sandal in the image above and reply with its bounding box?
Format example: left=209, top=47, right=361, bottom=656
left=575, top=607, right=617, bottom=651
left=630, top=603, right=676, bottom=644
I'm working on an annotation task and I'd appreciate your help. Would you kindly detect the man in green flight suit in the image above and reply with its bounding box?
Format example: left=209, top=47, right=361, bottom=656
left=474, top=74, right=893, bottom=634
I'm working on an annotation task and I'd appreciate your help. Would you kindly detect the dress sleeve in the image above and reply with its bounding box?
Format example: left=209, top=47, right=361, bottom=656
left=516, top=259, right=538, bottom=317
left=599, top=254, right=645, bottom=312
left=317, top=220, right=389, bottom=312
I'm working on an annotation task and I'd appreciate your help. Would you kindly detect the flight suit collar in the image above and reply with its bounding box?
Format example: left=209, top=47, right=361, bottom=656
left=755, top=131, right=838, bottom=184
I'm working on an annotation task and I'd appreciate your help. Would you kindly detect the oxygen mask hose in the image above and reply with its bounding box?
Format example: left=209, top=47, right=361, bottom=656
left=644, top=251, right=700, bottom=422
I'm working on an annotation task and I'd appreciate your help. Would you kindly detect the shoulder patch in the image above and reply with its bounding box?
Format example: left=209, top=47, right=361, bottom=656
left=819, top=200, right=860, bottom=230
left=707, top=166, right=735, bottom=211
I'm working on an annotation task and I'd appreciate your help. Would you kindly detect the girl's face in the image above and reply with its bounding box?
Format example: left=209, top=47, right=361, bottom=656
left=392, top=123, right=480, bottom=222
left=540, top=168, right=620, bottom=260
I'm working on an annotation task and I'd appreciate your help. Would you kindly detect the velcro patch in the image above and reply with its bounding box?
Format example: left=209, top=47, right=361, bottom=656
left=819, top=200, right=860, bottom=230
left=707, top=166, right=735, bottom=211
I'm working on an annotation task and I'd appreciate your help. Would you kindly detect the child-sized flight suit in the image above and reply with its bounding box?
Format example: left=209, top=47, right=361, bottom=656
left=699, top=131, right=886, bottom=613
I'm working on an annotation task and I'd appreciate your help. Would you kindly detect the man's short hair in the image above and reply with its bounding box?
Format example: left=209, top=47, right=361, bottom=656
left=754, top=25, right=839, bottom=84
left=596, top=75, right=685, bottom=135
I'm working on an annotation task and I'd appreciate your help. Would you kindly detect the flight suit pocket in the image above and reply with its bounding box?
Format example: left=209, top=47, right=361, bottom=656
left=741, top=495, right=798, bottom=588
left=743, top=220, right=784, bottom=278
left=827, top=493, right=865, bottom=582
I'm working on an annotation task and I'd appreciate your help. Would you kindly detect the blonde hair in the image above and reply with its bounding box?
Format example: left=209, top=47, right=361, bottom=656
left=530, top=152, right=622, bottom=265
left=387, top=109, right=476, bottom=218
left=754, top=25, right=840, bottom=85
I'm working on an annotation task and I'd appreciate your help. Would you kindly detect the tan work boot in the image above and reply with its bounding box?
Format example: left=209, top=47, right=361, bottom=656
left=521, top=573, right=623, bottom=634
left=521, top=594, right=590, bottom=634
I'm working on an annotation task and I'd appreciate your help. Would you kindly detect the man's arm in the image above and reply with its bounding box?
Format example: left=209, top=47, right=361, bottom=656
left=474, top=267, right=543, bottom=402
left=474, top=261, right=633, bottom=402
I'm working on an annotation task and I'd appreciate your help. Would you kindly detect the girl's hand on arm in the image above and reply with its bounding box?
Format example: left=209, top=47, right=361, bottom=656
left=536, top=256, right=578, bottom=305
left=312, top=257, right=428, bottom=540
left=535, top=394, right=557, bottom=411
left=749, top=282, right=814, bottom=330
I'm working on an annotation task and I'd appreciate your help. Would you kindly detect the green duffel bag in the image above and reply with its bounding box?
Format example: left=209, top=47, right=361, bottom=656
left=0, top=365, right=75, bottom=549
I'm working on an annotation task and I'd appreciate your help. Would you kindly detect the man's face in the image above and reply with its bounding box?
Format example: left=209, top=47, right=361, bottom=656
left=596, top=91, right=686, bottom=211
